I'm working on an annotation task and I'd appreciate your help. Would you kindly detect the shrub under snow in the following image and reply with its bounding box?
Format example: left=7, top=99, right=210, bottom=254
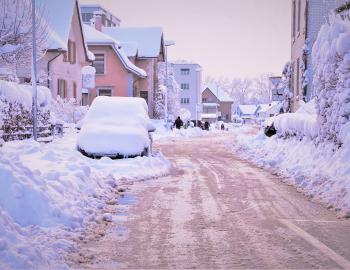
left=50, top=97, right=88, bottom=124
left=0, top=80, right=51, bottom=141
left=312, top=14, right=350, bottom=146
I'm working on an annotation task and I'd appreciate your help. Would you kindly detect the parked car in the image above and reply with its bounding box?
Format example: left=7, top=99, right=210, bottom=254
left=77, top=96, right=155, bottom=159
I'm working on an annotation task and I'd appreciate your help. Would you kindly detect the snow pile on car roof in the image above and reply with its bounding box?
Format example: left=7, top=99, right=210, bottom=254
left=77, top=96, right=154, bottom=157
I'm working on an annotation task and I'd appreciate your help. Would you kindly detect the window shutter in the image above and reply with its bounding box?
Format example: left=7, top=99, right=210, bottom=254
left=64, top=80, right=67, bottom=98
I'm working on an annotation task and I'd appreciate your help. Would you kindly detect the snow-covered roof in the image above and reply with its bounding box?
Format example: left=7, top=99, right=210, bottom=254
left=120, top=42, right=138, bottom=57
left=38, top=0, right=91, bottom=61
left=201, top=113, right=218, bottom=119
left=38, top=0, right=75, bottom=51
left=257, top=101, right=280, bottom=113
left=83, top=25, right=146, bottom=78
left=203, top=84, right=234, bottom=102
left=237, top=105, right=258, bottom=115
left=102, top=27, right=164, bottom=58
left=84, top=24, right=119, bottom=44
left=202, top=103, right=219, bottom=107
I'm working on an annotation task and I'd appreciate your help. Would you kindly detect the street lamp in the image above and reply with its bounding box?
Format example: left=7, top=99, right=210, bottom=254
left=164, top=40, right=175, bottom=129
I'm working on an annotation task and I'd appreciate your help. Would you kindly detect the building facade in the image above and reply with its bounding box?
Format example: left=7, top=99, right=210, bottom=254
left=102, top=27, right=165, bottom=118
left=290, top=0, right=348, bottom=111
left=80, top=4, right=121, bottom=27
left=18, top=0, right=92, bottom=105
left=202, top=84, right=234, bottom=123
left=83, top=25, right=146, bottom=106
left=172, top=63, right=202, bottom=121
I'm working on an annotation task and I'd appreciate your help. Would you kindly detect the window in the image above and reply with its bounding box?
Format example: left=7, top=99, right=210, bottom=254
left=202, top=98, right=207, bottom=102
left=297, top=0, right=301, bottom=33
left=98, top=88, right=112, bottom=96
left=180, top=68, right=190, bottom=75
left=57, top=79, right=67, bottom=99
left=180, top=98, right=190, bottom=104
left=296, top=58, right=300, bottom=96
left=292, top=0, right=296, bottom=38
left=93, top=54, right=105, bottom=75
left=82, top=13, right=93, bottom=23
left=140, top=91, right=148, bottom=103
left=82, top=93, right=89, bottom=106
left=180, top=83, right=189, bottom=90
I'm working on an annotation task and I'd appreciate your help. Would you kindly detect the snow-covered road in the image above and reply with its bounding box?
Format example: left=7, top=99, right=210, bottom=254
left=67, top=134, right=350, bottom=269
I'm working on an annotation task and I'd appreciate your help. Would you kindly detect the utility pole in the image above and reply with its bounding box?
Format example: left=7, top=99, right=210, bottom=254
left=164, top=40, right=175, bottom=129
left=31, top=0, right=38, bottom=141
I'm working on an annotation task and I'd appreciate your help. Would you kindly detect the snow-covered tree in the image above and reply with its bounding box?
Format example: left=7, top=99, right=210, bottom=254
left=280, top=62, right=293, bottom=113
left=50, top=97, right=88, bottom=124
left=0, top=0, right=48, bottom=78
left=156, top=62, right=180, bottom=119
left=312, top=14, right=350, bottom=146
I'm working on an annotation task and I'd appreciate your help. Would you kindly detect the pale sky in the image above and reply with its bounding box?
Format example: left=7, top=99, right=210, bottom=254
left=81, top=0, right=291, bottom=79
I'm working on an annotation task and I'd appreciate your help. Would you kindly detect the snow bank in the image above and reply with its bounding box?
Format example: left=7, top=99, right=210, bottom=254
left=178, top=108, right=191, bottom=123
left=77, top=97, right=154, bottom=156
left=234, top=130, right=350, bottom=216
left=0, top=80, right=51, bottom=109
left=0, top=129, right=170, bottom=269
left=267, top=99, right=319, bottom=139
left=151, top=120, right=248, bottom=141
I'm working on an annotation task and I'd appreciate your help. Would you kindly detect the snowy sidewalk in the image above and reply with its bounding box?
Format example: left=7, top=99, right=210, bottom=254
left=0, top=129, right=170, bottom=269
left=233, top=130, right=350, bottom=217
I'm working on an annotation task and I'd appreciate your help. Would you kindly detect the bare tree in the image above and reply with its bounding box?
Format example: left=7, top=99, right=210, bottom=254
left=252, top=74, right=273, bottom=104
left=0, top=0, right=47, bottom=77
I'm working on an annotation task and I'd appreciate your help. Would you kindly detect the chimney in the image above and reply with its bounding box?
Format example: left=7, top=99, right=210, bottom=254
left=91, top=11, right=103, bottom=32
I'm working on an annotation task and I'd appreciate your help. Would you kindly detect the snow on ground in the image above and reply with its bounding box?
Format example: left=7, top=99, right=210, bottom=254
left=0, top=128, right=170, bottom=269
left=151, top=119, right=250, bottom=142
left=233, top=129, right=350, bottom=217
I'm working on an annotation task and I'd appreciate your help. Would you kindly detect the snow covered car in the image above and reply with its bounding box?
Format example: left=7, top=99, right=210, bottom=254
left=77, top=96, right=155, bottom=159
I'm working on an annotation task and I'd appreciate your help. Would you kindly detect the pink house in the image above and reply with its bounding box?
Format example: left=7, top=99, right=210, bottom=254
left=83, top=25, right=147, bottom=105
left=102, top=27, right=165, bottom=118
left=18, top=0, right=93, bottom=104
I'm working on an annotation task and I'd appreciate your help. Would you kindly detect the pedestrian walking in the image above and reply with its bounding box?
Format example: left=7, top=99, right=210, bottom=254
left=174, top=116, right=183, bottom=129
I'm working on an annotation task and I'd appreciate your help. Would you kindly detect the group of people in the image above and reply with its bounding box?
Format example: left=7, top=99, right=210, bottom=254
left=173, top=116, right=225, bottom=131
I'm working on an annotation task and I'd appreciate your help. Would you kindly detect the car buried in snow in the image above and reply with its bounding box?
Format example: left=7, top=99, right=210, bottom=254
left=77, top=96, right=155, bottom=159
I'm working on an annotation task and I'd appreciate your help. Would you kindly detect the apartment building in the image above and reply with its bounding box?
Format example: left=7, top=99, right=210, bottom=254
left=290, top=0, right=347, bottom=111
left=80, top=4, right=121, bottom=27
left=171, top=63, right=202, bottom=121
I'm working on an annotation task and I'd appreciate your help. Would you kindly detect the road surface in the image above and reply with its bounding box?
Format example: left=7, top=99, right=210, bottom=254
left=67, top=134, right=350, bottom=269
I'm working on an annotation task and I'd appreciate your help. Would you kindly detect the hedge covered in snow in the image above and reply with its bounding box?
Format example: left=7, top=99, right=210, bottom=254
left=0, top=80, right=52, bottom=141
left=312, top=14, right=350, bottom=146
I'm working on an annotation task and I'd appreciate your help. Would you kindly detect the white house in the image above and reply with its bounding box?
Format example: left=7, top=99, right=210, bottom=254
left=234, top=105, right=258, bottom=123
left=256, top=102, right=282, bottom=119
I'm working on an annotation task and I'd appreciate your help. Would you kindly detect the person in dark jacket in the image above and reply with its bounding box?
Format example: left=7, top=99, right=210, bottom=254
left=204, top=121, right=210, bottom=131
left=174, top=116, right=183, bottom=129
left=221, top=123, right=225, bottom=130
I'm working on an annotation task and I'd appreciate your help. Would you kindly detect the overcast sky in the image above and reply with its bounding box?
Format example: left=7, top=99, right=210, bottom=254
left=81, top=0, right=291, bottom=79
